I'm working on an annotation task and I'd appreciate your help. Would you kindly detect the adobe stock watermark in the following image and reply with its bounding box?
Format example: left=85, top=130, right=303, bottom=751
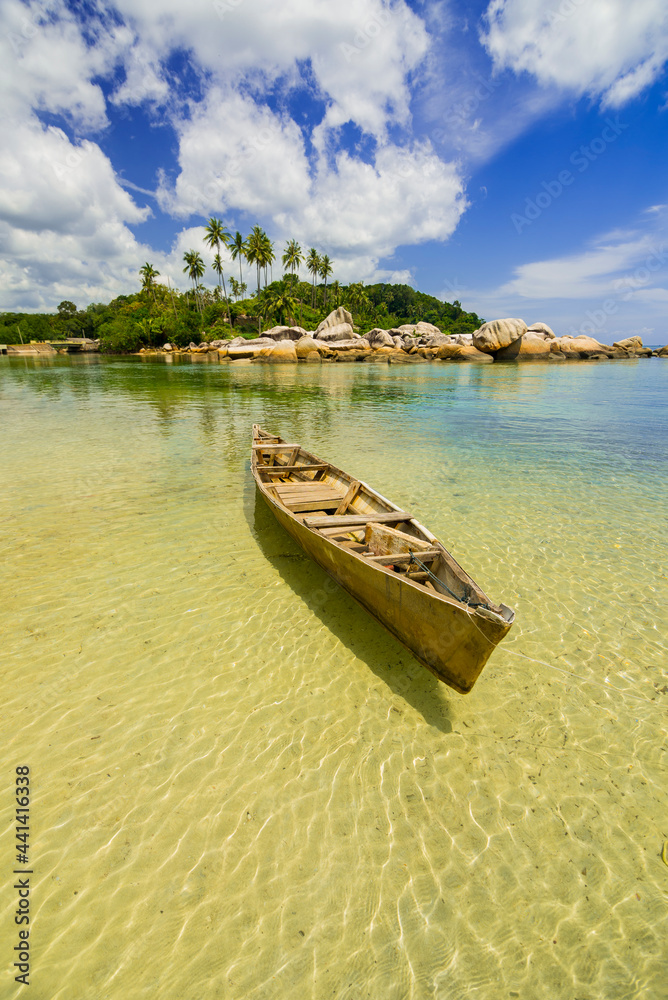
left=546, top=0, right=588, bottom=26
left=440, top=277, right=469, bottom=302
left=394, top=154, right=444, bottom=182
left=50, top=107, right=131, bottom=183
left=511, top=117, right=628, bottom=234
left=51, top=142, right=94, bottom=181
left=612, top=244, right=668, bottom=302
left=432, top=75, right=499, bottom=137
left=8, top=0, right=58, bottom=56
left=567, top=244, right=668, bottom=338
left=212, top=0, right=244, bottom=21
left=339, top=8, right=391, bottom=62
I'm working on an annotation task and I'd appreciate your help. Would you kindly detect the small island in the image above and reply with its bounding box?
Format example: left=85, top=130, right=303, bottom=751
left=2, top=224, right=665, bottom=361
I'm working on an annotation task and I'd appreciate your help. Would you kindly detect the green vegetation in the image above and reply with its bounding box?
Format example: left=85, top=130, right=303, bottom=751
left=0, top=222, right=483, bottom=352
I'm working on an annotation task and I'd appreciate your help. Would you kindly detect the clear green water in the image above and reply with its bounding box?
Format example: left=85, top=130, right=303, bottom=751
left=1, top=355, right=666, bottom=999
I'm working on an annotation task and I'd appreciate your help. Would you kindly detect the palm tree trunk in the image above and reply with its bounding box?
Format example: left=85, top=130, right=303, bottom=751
left=221, top=272, right=232, bottom=328
left=167, top=277, right=178, bottom=320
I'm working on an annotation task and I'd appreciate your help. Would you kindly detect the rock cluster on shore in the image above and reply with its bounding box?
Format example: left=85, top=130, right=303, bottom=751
left=140, top=310, right=668, bottom=364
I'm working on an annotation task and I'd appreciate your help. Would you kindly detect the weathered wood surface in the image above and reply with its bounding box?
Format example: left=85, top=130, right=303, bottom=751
left=258, top=464, right=329, bottom=475
left=335, top=480, right=361, bottom=516
left=252, top=442, right=301, bottom=451
left=275, top=481, right=345, bottom=512
left=274, top=485, right=339, bottom=495
left=251, top=424, right=515, bottom=693
left=288, top=500, right=341, bottom=512
left=365, top=549, right=441, bottom=565
left=317, top=526, right=367, bottom=538
left=304, top=511, right=411, bottom=528
left=365, top=522, right=434, bottom=557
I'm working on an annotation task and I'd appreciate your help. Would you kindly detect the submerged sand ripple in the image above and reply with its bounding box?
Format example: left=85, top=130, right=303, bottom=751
left=0, top=357, right=666, bottom=999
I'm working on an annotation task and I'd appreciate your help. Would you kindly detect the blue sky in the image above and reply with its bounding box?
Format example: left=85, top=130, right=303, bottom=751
left=1, top=0, right=667, bottom=342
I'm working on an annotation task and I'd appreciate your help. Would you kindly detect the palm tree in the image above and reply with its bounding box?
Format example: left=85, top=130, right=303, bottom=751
left=330, top=280, right=341, bottom=308
left=263, top=288, right=298, bottom=327
left=229, top=276, right=240, bottom=301
left=204, top=217, right=232, bottom=327
left=245, top=225, right=266, bottom=296
left=282, top=240, right=304, bottom=325
left=282, top=239, right=304, bottom=279
left=346, top=281, right=370, bottom=321
left=260, top=232, right=275, bottom=288
left=230, top=231, right=247, bottom=287
left=212, top=254, right=233, bottom=325
left=319, top=254, right=333, bottom=309
left=183, top=250, right=205, bottom=314
left=139, top=262, right=160, bottom=303
left=306, top=248, right=321, bottom=309
left=375, top=301, right=390, bottom=324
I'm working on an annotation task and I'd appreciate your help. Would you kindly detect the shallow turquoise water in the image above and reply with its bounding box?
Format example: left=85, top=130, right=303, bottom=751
left=1, top=354, right=666, bottom=999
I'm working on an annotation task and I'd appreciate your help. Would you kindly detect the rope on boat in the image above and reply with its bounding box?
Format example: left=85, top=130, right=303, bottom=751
left=407, top=551, right=478, bottom=606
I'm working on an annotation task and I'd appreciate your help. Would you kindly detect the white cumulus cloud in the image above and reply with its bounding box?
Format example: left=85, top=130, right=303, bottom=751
left=110, top=0, right=428, bottom=137
left=482, top=0, right=668, bottom=107
left=157, top=90, right=312, bottom=219
left=465, top=208, right=668, bottom=341
left=0, top=0, right=456, bottom=307
left=156, top=86, right=468, bottom=282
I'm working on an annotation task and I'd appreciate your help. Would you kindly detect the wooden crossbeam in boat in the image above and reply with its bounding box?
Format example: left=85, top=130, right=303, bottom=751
left=364, top=549, right=441, bottom=565
left=252, top=442, right=300, bottom=450
left=317, top=526, right=366, bottom=539
left=335, top=480, right=361, bottom=516
left=287, top=499, right=342, bottom=512
left=258, top=464, right=329, bottom=476
left=304, top=511, right=410, bottom=529
left=274, top=482, right=338, bottom=492
left=280, top=495, right=342, bottom=504
left=275, top=489, right=343, bottom=501
left=335, top=540, right=367, bottom=551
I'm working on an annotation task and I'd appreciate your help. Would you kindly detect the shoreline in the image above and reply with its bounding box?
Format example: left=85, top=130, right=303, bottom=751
left=138, top=313, right=668, bottom=364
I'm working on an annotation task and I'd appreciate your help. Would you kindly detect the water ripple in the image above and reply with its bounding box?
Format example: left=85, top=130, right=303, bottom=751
left=0, top=357, right=666, bottom=999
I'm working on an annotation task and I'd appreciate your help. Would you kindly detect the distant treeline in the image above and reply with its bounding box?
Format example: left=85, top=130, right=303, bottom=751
left=0, top=279, right=483, bottom=354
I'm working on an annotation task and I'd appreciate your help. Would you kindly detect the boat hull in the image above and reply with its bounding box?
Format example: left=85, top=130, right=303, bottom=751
left=257, top=488, right=512, bottom=694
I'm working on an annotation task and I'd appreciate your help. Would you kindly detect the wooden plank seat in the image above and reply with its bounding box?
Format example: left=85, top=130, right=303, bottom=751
left=252, top=443, right=301, bottom=451
left=304, top=511, right=411, bottom=529
left=274, top=480, right=345, bottom=513
left=257, top=463, right=329, bottom=476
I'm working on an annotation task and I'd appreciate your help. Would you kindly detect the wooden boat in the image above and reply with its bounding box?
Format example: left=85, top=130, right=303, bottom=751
left=252, top=425, right=515, bottom=693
